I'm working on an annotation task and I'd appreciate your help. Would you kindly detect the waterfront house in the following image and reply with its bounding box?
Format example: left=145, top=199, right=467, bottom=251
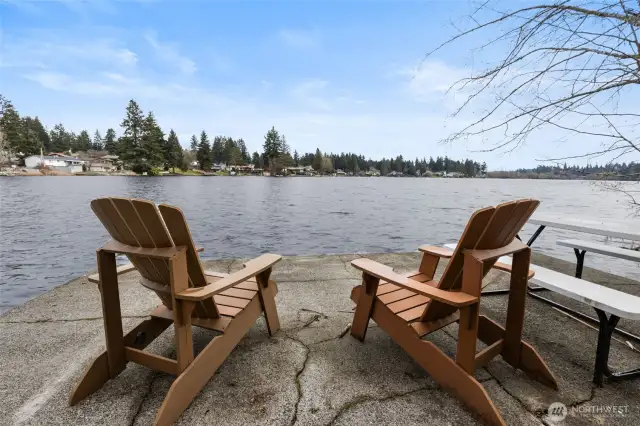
left=366, top=167, right=381, bottom=176
left=24, top=154, right=85, bottom=173
left=335, top=169, right=347, bottom=176
left=230, top=164, right=254, bottom=174
left=212, top=163, right=227, bottom=172
left=285, top=166, right=306, bottom=175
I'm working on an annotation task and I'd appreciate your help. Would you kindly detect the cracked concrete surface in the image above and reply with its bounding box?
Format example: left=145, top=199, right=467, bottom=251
left=1, top=252, right=640, bottom=425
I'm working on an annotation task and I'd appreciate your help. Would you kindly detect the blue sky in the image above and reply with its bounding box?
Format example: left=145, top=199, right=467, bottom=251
left=2, top=0, right=638, bottom=169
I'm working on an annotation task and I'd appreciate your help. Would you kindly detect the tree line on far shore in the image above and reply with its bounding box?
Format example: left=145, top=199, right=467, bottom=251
left=1, top=95, right=487, bottom=176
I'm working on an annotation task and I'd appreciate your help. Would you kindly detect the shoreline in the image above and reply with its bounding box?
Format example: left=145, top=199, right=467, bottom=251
left=0, top=172, right=622, bottom=181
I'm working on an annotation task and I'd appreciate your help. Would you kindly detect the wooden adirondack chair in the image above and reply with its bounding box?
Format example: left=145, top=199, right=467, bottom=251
left=69, top=197, right=282, bottom=426
left=349, top=199, right=558, bottom=426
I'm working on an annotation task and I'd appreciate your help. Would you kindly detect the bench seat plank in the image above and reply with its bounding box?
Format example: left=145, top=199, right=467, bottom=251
left=498, top=256, right=640, bottom=321
left=558, top=239, right=640, bottom=263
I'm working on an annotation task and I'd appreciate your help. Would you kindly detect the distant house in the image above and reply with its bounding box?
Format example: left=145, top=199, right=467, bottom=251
left=212, top=163, right=227, bottom=172
left=444, top=171, right=464, bottom=178
left=230, top=164, right=254, bottom=173
left=366, top=167, right=380, bottom=177
left=335, top=169, right=347, bottom=176
left=24, top=155, right=85, bottom=173
left=89, top=162, right=111, bottom=172
left=285, top=166, right=306, bottom=175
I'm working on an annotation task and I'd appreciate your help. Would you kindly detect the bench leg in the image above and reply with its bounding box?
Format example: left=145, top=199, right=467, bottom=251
left=593, top=309, right=640, bottom=386
left=573, top=249, right=586, bottom=279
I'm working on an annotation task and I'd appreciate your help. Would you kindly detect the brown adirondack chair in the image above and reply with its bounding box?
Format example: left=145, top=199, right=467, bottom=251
left=69, top=197, right=282, bottom=425
left=349, top=199, right=558, bottom=426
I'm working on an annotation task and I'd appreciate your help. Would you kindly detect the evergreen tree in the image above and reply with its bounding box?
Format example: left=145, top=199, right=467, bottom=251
left=281, top=135, right=290, bottom=155
left=237, top=138, right=249, bottom=164
left=312, top=148, right=323, bottom=171
left=104, top=128, right=117, bottom=154
left=75, top=130, right=91, bottom=152
left=251, top=151, right=261, bottom=168
left=49, top=124, right=70, bottom=153
left=211, top=136, right=225, bottom=163
left=223, top=137, right=242, bottom=165
left=293, top=150, right=299, bottom=166
left=263, top=126, right=281, bottom=175
left=352, top=154, right=360, bottom=174
left=165, top=129, right=183, bottom=172
left=32, top=117, right=50, bottom=152
left=196, top=130, right=212, bottom=170
left=0, top=98, right=27, bottom=159
left=190, top=134, right=198, bottom=153
left=141, top=112, right=165, bottom=167
left=19, top=117, right=41, bottom=156
left=92, top=130, right=103, bottom=151
left=119, top=99, right=145, bottom=166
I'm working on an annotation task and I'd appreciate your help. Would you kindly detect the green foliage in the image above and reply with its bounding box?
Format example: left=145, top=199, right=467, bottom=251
left=73, top=130, right=91, bottom=152
left=119, top=99, right=145, bottom=166
left=0, top=94, right=496, bottom=177
left=164, top=129, right=183, bottom=172
left=148, top=167, right=162, bottom=176
left=92, top=130, right=103, bottom=151
left=104, top=128, right=117, bottom=154
left=263, top=126, right=282, bottom=174
left=196, top=130, right=212, bottom=170
left=312, top=148, right=323, bottom=171
left=49, top=124, right=71, bottom=153
left=140, top=112, right=165, bottom=167
left=189, top=134, right=198, bottom=153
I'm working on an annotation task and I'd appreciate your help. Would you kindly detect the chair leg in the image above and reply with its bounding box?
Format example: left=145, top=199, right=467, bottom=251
left=69, top=317, right=172, bottom=405
left=477, top=315, right=557, bottom=390
left=256, top=269, right=281, bottom=335
left=350, top=274, right=380, bottom=341
left=154, top=296, right=263, bottom=425
left=371, top=300, right=505, bottom=426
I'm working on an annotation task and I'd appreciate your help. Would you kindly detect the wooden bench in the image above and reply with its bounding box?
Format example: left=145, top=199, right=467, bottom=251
left=497, top=255, right=640, bottom=386
left=557, top=239, right=640, bottom=278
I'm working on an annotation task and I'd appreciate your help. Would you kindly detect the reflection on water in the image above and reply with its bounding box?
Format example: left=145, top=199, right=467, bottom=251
left=0, top=176, right=638, bottom=312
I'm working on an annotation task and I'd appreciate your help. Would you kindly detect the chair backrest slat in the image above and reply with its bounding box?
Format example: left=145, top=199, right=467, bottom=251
left=159, top=204, right=219, bottom=318
left=90, top=197, right=218, bottom=318
left=420, top=199, right=538, bottom=322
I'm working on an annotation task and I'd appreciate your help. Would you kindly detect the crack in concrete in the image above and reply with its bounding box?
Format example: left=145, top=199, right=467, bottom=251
left=1, top=314, right=150, bottom=324
left=129, top=372, right=157, bottom=426
left=284, top=335, right=311, bottom=426
left=326, top=386, right=432, bottom=425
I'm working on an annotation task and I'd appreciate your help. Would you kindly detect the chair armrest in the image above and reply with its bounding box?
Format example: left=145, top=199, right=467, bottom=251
left=351, top=258, right=477, bottom=307
left=176, top=253, right=282, bottom=301
left=88, top=263, right=136, bottom=284
left=418, top=245, right=453, bottom=259
left=463, top=240, right=529, bottom=261
left=493, top=261, right=535, bottom=280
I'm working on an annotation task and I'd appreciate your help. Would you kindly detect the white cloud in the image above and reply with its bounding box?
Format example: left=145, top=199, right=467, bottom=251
left=398, top=60, right=470, bottom=103
left=277, top=29, right=320, bottom=49
left=290, top=79, right=331, bottom=110
left=144, top=31, right=197, bottom=75
left=0, top=35, right=138, bottom=69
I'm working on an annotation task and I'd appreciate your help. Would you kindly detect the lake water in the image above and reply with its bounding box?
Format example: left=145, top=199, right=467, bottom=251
left=1, top=177, right=638, bottom=313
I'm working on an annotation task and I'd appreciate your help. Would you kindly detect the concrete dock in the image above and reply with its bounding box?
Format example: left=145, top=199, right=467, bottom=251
left=1, top=252, right=639, bottom=425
